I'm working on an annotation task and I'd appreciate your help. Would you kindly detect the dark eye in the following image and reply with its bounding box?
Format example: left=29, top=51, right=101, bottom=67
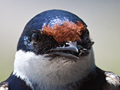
left=32, top=32, right=39, bottom=43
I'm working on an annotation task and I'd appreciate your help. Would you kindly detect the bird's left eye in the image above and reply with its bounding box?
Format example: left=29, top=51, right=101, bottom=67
left=31, top=32, right=39, bottom=43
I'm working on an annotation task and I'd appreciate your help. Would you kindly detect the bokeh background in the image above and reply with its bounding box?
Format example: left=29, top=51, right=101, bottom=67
left=0, top=0, right=120, bottom=81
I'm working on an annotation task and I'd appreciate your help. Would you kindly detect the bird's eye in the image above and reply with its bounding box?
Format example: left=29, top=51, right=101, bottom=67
left=31, top=32, right=39, bottom=43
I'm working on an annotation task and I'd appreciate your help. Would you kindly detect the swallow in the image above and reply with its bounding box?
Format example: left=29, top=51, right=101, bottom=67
left=0, top=9, right=120, bottom=90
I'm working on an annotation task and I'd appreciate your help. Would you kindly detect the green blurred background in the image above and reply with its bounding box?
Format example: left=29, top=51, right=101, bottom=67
left=0, top=0, right=120, bottom=82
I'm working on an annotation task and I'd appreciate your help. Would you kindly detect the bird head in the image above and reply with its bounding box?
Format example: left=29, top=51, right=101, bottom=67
left=17, top=10, right=94, bottom=59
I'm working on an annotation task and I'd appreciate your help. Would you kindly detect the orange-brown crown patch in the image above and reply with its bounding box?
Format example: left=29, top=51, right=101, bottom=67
left=41, top=21, right=86, bottom=42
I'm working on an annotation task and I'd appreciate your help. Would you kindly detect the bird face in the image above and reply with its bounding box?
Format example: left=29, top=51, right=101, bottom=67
left=29, top=21, right=93, bottom=60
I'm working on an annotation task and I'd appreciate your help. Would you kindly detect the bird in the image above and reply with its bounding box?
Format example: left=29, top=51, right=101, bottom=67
left=0, top=9, right=120, bottom=90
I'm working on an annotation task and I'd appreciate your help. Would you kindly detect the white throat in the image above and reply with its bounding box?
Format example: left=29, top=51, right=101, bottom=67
left=13, top=48, right=95, bottom=90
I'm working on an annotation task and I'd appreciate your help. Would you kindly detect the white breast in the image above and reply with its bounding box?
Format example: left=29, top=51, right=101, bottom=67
left=13, top=48, right=95, bottom=90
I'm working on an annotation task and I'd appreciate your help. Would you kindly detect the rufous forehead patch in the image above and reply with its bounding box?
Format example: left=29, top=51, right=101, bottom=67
left=41, top=21, right=86, bottom=42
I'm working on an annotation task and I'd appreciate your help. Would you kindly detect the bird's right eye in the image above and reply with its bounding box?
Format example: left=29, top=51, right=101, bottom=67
left=31, top=32, right=39, bottom=43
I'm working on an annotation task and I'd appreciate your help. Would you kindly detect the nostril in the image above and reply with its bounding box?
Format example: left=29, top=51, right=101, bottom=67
left=65, top=43, right=70, bottom=47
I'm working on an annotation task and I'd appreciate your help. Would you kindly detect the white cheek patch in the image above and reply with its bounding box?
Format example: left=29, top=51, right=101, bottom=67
left=105, top=72, right=120, bottom=86
left=13, top=49, right=95, bottom=89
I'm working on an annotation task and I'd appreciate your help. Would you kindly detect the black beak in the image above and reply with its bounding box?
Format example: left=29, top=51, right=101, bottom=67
left=45, top=41, right=80, bottom=59
left=45, top=40, right=94, bottom=59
